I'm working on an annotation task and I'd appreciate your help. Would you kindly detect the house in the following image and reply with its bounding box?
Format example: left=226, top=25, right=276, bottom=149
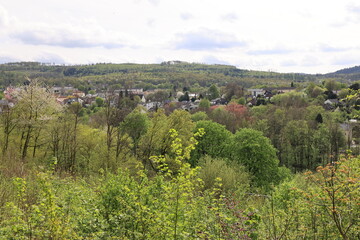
left=114, top=88, right=144, bottom=98
left=247, top=89, right=265, bottom=98
left=210, top=98, right=227, bottom=105
left=181, top=101, right=199, bottom=111
left=323, top=99, right=340, bottom=110
left=73, top=90, right=85, bottom=98
left=247, top=87, right=296, bottom=98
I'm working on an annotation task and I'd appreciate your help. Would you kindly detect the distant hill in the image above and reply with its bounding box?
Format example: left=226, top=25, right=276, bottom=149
left=333, top=65, right=360, bottom=74
left=0, top=61, right=314, bottom=90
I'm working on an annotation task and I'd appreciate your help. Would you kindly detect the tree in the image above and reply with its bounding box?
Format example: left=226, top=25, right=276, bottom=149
left=303, top=156, right=360, bottom=239
left=121, top=108, right=150, bottom=155
left=66, top=102, right=83, bottom=172
left=198, top=98, right=210, bottom=111
left=95, top=97, right=104, bottom=107
left=178, top=92, right=190, bottom=102
left=14, top=80, right=62, bottom=160
left=280, top=120, right=311, bottom=171
left=198, top=155, right=250, bottom=193
left=208, top=106, right=236, bottom=133
left=208, top=84, right=220, bottom=100
left=138, top=109, right=194, bottom=171
left=225, top=102, right=249, bottom=130
left=271, top=92, right=307, bottom=108
left=191, top=111, right=208, bottom=122
left=228, top=128, right=287, bottom=190
left=1, top=104, right=18, bottom=153
left=190, top=120, right=232, bottom=166
left=146, top=90, right=169, bottom=102
left=324, top=79, right=340, bottom=92
left=223, top=83, right=244, bottom=102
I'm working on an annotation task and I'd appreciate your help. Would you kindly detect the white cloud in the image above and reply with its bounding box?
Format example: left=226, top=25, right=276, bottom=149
left=247, top=45, right=294, bottom=55
left=0, top=5, right=9, bottom=27
left=34, top=52, right=66, bottom=64
left=10, top=21, right=134, bottom=49
left=173, top=28, right=246, bottom=51
left=331, top=55, right=360, bottom=66
left=0, top=0, right=359, bottom=74
left=318, top=44, right=351, bottom=53
left=0, top=55, right=18, bottom=64
left=180, top=13, right=193, bottom=21
left=301, top=56, right=321, bottom=67
left=202, top=55, right=231, bottom=65
left=221, top=13, right=238, bottom=22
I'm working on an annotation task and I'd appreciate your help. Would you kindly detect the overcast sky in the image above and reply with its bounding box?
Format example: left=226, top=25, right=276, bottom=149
left=0, top=0, right=360, bottom=74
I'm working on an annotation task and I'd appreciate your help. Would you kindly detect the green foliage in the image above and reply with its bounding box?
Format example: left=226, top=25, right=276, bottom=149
left=198, top=98, right=210, bottom=110
left=198, top=155, right=251, bottom=193
left=259, top=155, right=360, bottom=239
left=121, top=109, right=150, bottom=154
left=0, top=63, right=358, bottom=239
left=208, top=106, right=236, bottom=132
left=228, top=128, right=287, bottom=190
left=190, top=120, right=232, bottom=167
left=190, top=111, right=208, bottom=122
left=271, top=91, right=307, bottom=108
left=0, top=173, right=78, bottom=239
left=208, top=84, right=220, bottom=100
left=178, top=91, right=190, bottom=102
left=95, top=97, right=104, bottom=107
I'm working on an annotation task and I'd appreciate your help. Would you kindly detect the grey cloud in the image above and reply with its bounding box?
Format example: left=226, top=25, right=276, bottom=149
left=348, top=4, right=360, bottom=14
left=34, top=52, right=66, bottom=64
left=11, top=29, right=125, bottom=49
left=332, top=57, right=359, bottom=66
left=147, top=18, right=156, bottom=27
left=202, top=55, right=231, bottom=65
left=148, top=0, right=160, bottom=6
left=180, top=13, right=193, bottom=21
left=301, top=56, right=320, bottom=66
left=0, top=56, right=19, bottom=64
left=174, top=28, right=246, bottom=50
left=319, top=44, right=351, bottom=52
left=221, top=13, right=238, bottom=22
left=281, top=59, right=298, bottom=67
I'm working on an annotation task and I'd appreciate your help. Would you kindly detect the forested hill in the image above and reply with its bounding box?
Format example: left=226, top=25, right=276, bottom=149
left=324, top=65, right=360, bottom=81
left=0, top=61, right=313, bottom=90
left=333, top=65, right=360, bottom=74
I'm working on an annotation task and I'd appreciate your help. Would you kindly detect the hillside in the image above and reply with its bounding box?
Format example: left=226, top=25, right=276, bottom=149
left=0, top=61, right=313, bottom=91
left=333, top=65, right=360, bottom=74
left=323, top=65, right=360, bottom=81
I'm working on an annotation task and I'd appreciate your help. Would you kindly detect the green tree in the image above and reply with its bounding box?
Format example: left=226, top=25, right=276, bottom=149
left=208, top=84, right=220, bottom=100
left=223, top=83, right=244, bottom=102
left=198, top=155, right=250, bottom=193
left=190, top=120, right=232, bottom=166
left=121, top=108, right=150, bottom=155
left=280, top=120, right=311, bottom=171
left=178, top=92, right=190, bottom=102
left=208, top=107, right=236, bottom=133
left=198, top=98, right=210, bottom=111
left=138, top=109, right=194, bottom=171
left=191, top=111, right=208, bottom=122
left=228, top=128, right=287, bottom=190
left=95, top=97, right=104, bottom=107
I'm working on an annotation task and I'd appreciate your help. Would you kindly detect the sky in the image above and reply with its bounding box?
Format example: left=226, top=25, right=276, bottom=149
left=0, top=0, right=360, bottom=74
